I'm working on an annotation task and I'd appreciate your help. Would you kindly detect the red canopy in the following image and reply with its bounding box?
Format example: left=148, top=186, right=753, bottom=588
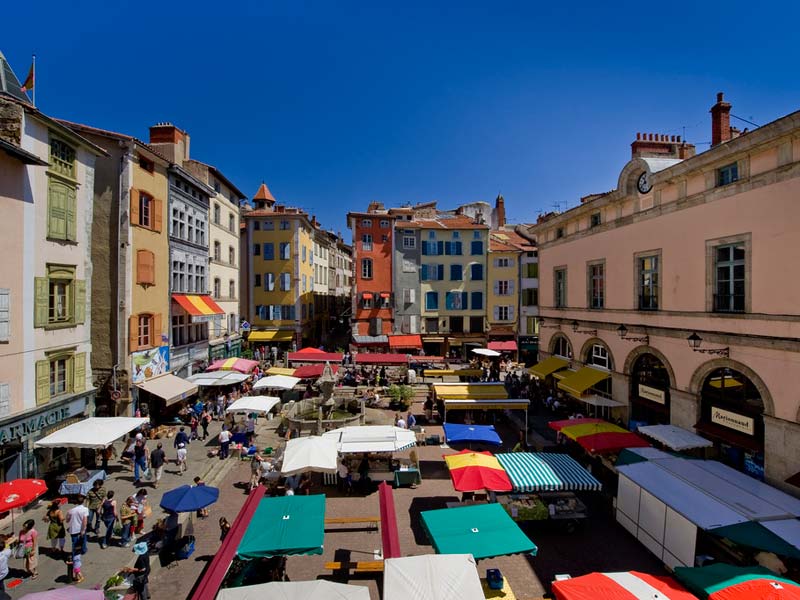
left=288, top=352, right=343, bottom=363
left=0, top=479, right=47, bottom=511
left=378, top=482, right=401, bottom=559
left=445, top=450, right=513, bottom=493
left=488, top=341, right=517, bottom=351
left=548, top=418, right=605, bottom=432
left=576, top=432, right=650, bottom=454
left=553, top=571, right=698, bottom=600
left=354, top=353, right=409, bottom=365
left=205, top=358, right=259, bottom=373
left=294, top=347, right=325, bottom=354
left=388, top=335, right=423, bottom=349
left=293, top=364, right=340, bottom=379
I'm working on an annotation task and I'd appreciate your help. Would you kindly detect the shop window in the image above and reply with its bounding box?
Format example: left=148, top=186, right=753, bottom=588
left=552, top=335, right=572, bottom=359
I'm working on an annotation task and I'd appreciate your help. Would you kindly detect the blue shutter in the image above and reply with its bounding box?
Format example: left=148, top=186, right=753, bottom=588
left=461, top=292, right=468, bottom=309
left=437, top=265, right=444, bottom=280
left=421, top=264, right=428, bottom=280
left=437, top=241, right=444, bottom=255
left=455, top=241, right=463, bottom=255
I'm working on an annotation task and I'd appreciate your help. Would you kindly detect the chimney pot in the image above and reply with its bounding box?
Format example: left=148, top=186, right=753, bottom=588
left=677, top=135, right=681, bottom=142
left=636, top=132, right=641, bottom=140
left=717, top=92, right=724, bottom=102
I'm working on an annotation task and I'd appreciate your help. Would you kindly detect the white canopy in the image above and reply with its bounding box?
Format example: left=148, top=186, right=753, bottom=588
left=322, top=425, right=416, bottom=453
left=580, top=394, right=625, bottom=408
left=135, top=373, right=197, bottom=405
left=253, top=375, right=301, bottom=391
left=185, top=371, right=250, bottom=387
left=35, top=417, right=149, bottom=449
left=225, top=396, right=281, bottom=415
left=281, top=436, right=338, bottom=476
left=216, top=580, right=370, bottom=600
left=637, top=424, right=713, bottom=451
left=384, top=554, right=484, bottom=600
left=472, top=348, right=500, bottom=357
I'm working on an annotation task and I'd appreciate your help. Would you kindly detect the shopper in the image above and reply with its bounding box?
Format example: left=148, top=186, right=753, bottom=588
left=86, top=479, right=106, bottom=533
left=65, top=495, right=89, bottom=558
left=99, top=491, right=117, bottom=549
left=123, top=542, right=151, bottom=600
left=200, top=409, right=211, bottom=440
left=18, top=519, right=38, bottom=580
left=149, top=442, right=166, bottom=489
left=119, top=497, right=137, bottom=547
left=133, top=437, right=148, bottom=485
left=0, top=539, right=11, bottom=597
left=134, top=489, right=149, bottom=534
left=218, top=426, right=231, bottom=459
left=43, top=500, right=66, bottom=557
left=176, top=442, right=188, bottom=475
left=174, top=426, right=190, bottom=449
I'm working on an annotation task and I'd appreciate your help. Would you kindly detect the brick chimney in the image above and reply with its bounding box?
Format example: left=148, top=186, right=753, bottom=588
left=148, top=122, right=190, bottom=163
left=494, top=194, right=506, bottom=228
left=710, top=92, right=732, bottom=147
left=631, top=132, right=695, bottom=160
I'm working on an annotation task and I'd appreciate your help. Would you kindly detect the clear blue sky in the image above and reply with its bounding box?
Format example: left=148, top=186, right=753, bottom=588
left=4, top=1, right=799, bottom=233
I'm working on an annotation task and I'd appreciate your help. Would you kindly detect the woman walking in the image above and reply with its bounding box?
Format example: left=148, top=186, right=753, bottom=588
left=18, top=519, right=38, bottom=580
left=43, top=500, right=66, bottom=557
left=119, top=497, right=138, bottom=548
left=100, top=491, right=117, bottom=549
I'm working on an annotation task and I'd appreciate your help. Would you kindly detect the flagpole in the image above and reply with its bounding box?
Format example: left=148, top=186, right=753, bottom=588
left=31, top=54, right=36, bottom=107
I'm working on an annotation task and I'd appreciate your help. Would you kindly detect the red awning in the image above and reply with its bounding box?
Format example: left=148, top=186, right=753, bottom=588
left=172, top=294, right=224, bottom=322
left=488, top=341, right=518, bottom=352
left=354, top=353, right=410, bottom=366
left=548, top=418, right=605, bottom=432
left=287, top=352, right=343, bottom=363
left=294, top=347, right=325, bottom=354
left=388, top=335, right=423, bottom=350
left=379, top=292, right=390, bottom=298
left=191, top=485, right=265, bottom=600
left=378, top=482, right=401, bottom=559
left=576, top=432, right=650, bottom=454
left=293, top=364, right=340, bottom=379
left=361, top=292, right=372, bottom=299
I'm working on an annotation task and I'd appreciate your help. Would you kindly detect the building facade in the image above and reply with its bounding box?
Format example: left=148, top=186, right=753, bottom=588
left=517, top=231, right=540, bottom=363
left=529, top=94, right=800, bottom=488
left=392, top=215, right=421, bottom=336
left=487, top=232, right=522, bottom=350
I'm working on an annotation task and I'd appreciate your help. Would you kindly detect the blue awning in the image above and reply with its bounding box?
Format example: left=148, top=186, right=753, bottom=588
left=443, top=423, right=502, bottom=446
left=495, top=453, right=602, bottom=493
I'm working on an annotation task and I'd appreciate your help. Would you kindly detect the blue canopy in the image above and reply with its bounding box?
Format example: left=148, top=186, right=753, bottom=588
left=160, top=484, right=220, bottom=513
left=443, top=423, right=502, bottom=445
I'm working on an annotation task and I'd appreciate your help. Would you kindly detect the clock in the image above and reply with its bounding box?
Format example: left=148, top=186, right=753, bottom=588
left=637, top=171, right=652, bottom=194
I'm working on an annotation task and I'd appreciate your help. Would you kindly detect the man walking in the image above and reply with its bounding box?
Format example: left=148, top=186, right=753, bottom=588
left=150, top=442, right=166, bottom=489
left=218, top=426, right=231, bottom=460
left=133, top=437, right=148, bottom=485
left=173, top=426, right=190, bottom=449
left=65, top=495, right=89, bottom=558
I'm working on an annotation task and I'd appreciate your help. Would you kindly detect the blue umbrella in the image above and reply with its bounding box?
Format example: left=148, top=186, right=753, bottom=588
left=159, top=484, right=219, bottom=513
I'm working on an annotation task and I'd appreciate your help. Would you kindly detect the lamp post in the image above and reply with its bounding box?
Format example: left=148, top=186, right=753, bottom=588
left=687, top=332, right=729, bottom=357
left=616, top=324, right=649, bottom=344
left=571, top=320, right=597, bottom=336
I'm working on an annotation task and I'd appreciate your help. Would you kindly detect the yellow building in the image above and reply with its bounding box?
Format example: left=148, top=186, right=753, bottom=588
left=487, top=232, right=524, bottom=352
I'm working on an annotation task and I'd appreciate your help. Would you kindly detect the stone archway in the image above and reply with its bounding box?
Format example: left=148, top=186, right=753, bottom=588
left=579, top=337, right=616, bottom=371
left=623, top=345, right=677, bottom=391
left=689, top=358, right=774, bottom=418
left=548, top=332, right=574, bottom=359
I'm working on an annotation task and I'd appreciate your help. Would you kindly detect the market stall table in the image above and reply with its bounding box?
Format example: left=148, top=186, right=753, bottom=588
left=58, top=468, right=106, bottom=496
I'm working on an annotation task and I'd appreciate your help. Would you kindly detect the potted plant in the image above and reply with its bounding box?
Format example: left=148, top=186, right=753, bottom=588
left=387, top=384, right=413, bottom=411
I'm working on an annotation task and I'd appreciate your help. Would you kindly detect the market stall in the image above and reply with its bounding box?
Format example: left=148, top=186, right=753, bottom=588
left=354, top=353, right=409, bottom=366
left=673, top=563, right=800, bottom=600
left=252, top=375, right=301, bottom=391
left=135, top=373, right=198, bottom=423
left=280, top=436, right=338, bottom=476
left=237, top=494, right=326, bottom=559
left=293, top=364, right=339, bottom=379
left=216, top=580, right=370, bottom=600
left=443, top=423, right=502, bottom=446
left=552, top=570, right=699, bottom=600
left=384, top=554, right=484, bottom=600
left=321, top=426, right=419, bottom=486
left=206, top=358, right=260, bottom=373
left=266, top=367, right=296, bottom=376
left=444, top=450, right=512, bottom=493
left=225, top=396, right=281, bottom=416
left=35, top=417, right=149, bottom=449
left=528, top=356, right=569, bottom=380
left=637, top=424, right=713, bottom=452
left=287, top=351, right=344, bottom=363
left=495, top=453, right=601, bottom=493
left=186, top=371, right=251, bottom=387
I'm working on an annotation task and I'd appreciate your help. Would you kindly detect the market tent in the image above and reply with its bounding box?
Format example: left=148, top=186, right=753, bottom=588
left=322, top=425, right=416, bottom=453
left=19, top=587, right=105, bottom=600
left=281, top=436, right=338, bottom=476
left=559, top=421, right=627, bottom=441
left=288, top=351, right=343, bottom=363
left=616, top=447, right=673, bottom=466
left=673, top=563, right=800, bottom=600
left=388, top=334, right=423, bottom=350
left=354, top=353, right=409, bottom=365
left=206, top=358, right=259, bottom=373
left=432, top=383, right=508, bottom=400
left=35, top=417, right=149, bottom=448
left=576, top=432, right=650, bottom=454
left=708, top=521, right=800, bottom=559
left=444, top=450, right=512, bottom=492
left=421, top=503, right=537, bottom=559
left=237, top=494, right=326, bottom=559
left=379, top=481, right=401, bottom=559
left=496, top=453, right=601, bottom=492
left=528, top=356, right=569, bottom=379
left=135, top=373, right=198, bottom=405
left=443, top=423, right=502, bottom=445
left=247, top=330, right=294, bottom=342
left=266, top=367, right=296, bottom=376
left=471, top=348, right=500, bottom=357
left=557, top=367, right=610, bottom=398
left=216, top=580, right=370, bottom=600
left=186, top=371, right=251, bottom=387
left=552, top=571, right=699, bottom=600
left=488, top=341, right=517, bottom=352
left=225, top=396, right=281, bottom=415
left=548, top=417, right=604, bottom=432
left=637, top=424, right=712, bottom=451
left=384, top=554, right=484, bottom=600
left=294, top=347, right=325, bottom=354
left=293, top=364, right=339, bottom=379
left=253, top=375, right=301, bottom=391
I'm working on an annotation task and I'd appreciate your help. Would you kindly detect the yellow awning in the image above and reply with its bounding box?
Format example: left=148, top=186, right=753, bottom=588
left=423, top=369, right=483, bottom=377
left=708, top=377, right=743, bottom=389
left=557, top=367, right=610, bottom=397
left=248, top=330, right=294, bottom=342
left=266, top=367, right=296, bottom=376
left=444, top=399, right=530, bottom=411
left=559, top=421, right=626, bottom=441
left=432, top=383, right=508, bottom=400
left=553, top=370, right=575, bottom=381
left=529, top=356, right=569, bottom=379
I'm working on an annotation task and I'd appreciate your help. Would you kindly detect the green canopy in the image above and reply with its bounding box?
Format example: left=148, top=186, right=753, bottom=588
left=709, top=521, right=800, bottom=559
left=420, top=503, right=537, bottom=560
left=237, top=494, right=326, bottom=559
left=673, top=563, right=799, bottom=599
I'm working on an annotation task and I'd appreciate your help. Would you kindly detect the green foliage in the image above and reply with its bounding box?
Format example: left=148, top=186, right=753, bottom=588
left=387, top=384, right=413, bottom=410
left=241, top=349, right=254, bottom=359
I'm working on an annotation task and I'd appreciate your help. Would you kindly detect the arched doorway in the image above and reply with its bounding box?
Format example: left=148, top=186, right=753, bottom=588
left=697, top=367, right=765, bottom=479
left=629, top=353, right=671, bottom=426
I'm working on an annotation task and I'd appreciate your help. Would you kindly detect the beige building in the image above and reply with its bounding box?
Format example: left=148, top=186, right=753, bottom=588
left=529, top=93, right=800, bottom=489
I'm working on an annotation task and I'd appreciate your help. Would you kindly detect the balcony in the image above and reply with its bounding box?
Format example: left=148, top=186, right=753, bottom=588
left=713, top=293, right=745, bottom=313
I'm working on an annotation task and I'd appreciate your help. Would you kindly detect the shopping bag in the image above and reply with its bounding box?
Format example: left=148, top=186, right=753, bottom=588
left=143, top=468, right=152, bottom=481
left=113, top=520, right=122, bottom=536
left=14, top=544, right=25, bottom=559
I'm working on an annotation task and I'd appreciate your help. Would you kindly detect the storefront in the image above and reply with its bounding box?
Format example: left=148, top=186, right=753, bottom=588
left=135, top=373, right=199, bottom=425
left=518, top=336, right=538, bottom=366
left=629, top=353, right=671, bottom=427
left=209, top=335, right=243, bottom=361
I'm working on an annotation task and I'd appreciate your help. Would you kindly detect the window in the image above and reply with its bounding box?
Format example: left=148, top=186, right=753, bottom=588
left=136, top=250, right=155, bottom=286
left=213, top=241, right=221, bottom=261
left=229, top=280, right=236, bottom=298
left=302, top=246, right=307, bottom=263
left=50, top=356, right=68, bottom=396
left=381, top=235, right=388, bottom=243
left=445, top=291, right=468, bottom=310
left=471, top=241, right=483, bottom=255
left=469, top=316, right=484, bottom=333
left=263, top=243, right=274, bottom=260
left=449, top=316, right=464, bottom=333
left=361, top=258, right=373, bottom=279
left=428, top=231, right=436, bottom=240
left=214, top=181, right=221, bottom=193
left=444, top=241, right=462, bottom=255
left=280, top=273, right=291, bottom=291
left=381, top=294, right=392, bottom=308
left=229, top=246, right=235, bottom=265
left=526, top=316, right=537, bottom=335
left=302, top=274, right=307, bottom=292
left=494, top=257, right=510, bottom=268
left=138, top=192, right=153, bottom=228
left=425, top=291, right=439, bottom=311
left=714, top=243, right=745, bottom=312
left=279, top=243, right=290, bottom=260
left=450, top=264, right=462, bottom=281
left=638, top=255, right=659, bottom=310
left=253, top=244, right=260, bottom=256
left=717, top=162, right=739, bottom=187
left=362, top=294, right=374, bottom=309
left=47, top=179, right=77, bottom=241
left=0, top=289, right=8, bottom=342
left=402, top=258, right=416, bottom=272
left=213, top=203, right=221, bottom=224
left=280, top=220, right=290, bottom=230
left=263, top=220, right=273, bottom=231
left=361, top=219, right=372, bottom=228
left=403, top=236, right=416, bottom=249
left=35, top=265, right=85, bottom=328
left=49, top=138, right=76, bottom=179
left=553, top=335, right=572, bottom=359
left=589, top=344, right=610, bottom=370
left=554, top=268, right=567, bottom=308
left=525, top=263, right=539, bottom=278
left=469, top=291, right=483, bottom=310
left=229, top=214, right=235, bottom=231
left=362, top=234, right=373, bottom=251
left=470, top=263, right=483, bottom=281
left=473, top=231, right=481, bottom=239
left=138, top=155, right=154, bottom=172
left=589, top=263, right=604, bottom=309
left=495, top=280, right=513, bottom=296
left=138, top=314, right=152, bottom=347
left=495, top=306, right=511, bottom=321
left=253, top=221, right=260, bottom=231
left=590, top=212, right=601, bottom=228
left=254, top=273, right=262, bottom=287
left=421, top=264, right=444, bottom=281
left=265, top=273, right=274, bottom=290
left=452, top=231, right=460, bottom=239
left=522, top=288, right=538, bottom=306
left=402, top=288, right=416, bottom=305
left=36, top=351, right=85, bottom=404
left=213, top=278, right=221, bottom=297
left=556, top=227, right=565, bottom=239
left=380, top=219, right=390, bottom=228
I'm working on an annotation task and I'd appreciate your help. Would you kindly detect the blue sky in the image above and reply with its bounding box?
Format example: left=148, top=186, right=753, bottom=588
left=4, top=1, right=799, bottom=232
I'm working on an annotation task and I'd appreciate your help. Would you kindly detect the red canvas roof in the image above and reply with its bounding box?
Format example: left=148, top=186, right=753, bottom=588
left=388, top=335, right=423, bottom=349
left=354, top=353, right=410, bottom=365
left=488, top=341, right=518, bottom=351
left=553, top=571, right=697, bottom=600
left=379, top=482, right=401, bottom=560
left=576, top=432, right=650, bottom=454
left=294, top=347, right=325, bottom=354
left=293, top=364, right=340, bottom=379
left=288, top=351, right=343, bottom=363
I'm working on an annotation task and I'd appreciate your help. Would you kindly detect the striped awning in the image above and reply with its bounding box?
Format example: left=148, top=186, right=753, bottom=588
left=495, top=452, right=601, bottom=493
left=248, top=330, right=294, bottom=342
left=172, top=294, right=224, bottom=322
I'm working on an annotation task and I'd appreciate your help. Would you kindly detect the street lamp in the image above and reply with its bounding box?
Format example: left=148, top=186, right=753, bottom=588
left=571, top=320, right=597, bottom=336
left=616, top=324, right=649, bottom=344
left=687, top=332, right=729, bottom=357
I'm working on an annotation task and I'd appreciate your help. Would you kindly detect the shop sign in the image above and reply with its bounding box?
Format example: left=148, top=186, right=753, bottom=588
left=131, top=346, right=170, bottom=384
left=712, top=406, right=755, bottom=435
left=0, top=397, right=86, bottom=444
left=638, top=384, right=665, bottom=405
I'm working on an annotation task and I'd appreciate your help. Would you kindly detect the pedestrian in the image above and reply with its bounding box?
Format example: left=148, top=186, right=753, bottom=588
left=337, top=459, right=352, bottom=495
left=134, top=489, right=149, bottom=534
left=192, top=477, right=209, bottom=518
left=176, top=442, right=188, bottom=475
left=200, top=409, right=211, bottom=440
left=18, top=519, right=38, bottom=580
left=123, top=542, right=151, bottom=600
left=249, top=454, right=262, bottom=493
left=218, top=426, right=231, bottom=460
left=119, top=497, right=137, bottom=548
left=245, top=414, right=256, bottom=445
left=406, top=411, right=417, bottom=429
left=65, top=495, right=89, bottom=558
left=189, top=414, right=199, bottom=440
left=43, top=500, right=66, bottom=557
left=174, top=426, right=190, bottom=449
left=0, top=539, right=11, bottom=597
left=149, top=442, right=166, bottom=489
left=298, top=474, right=311, bottom=495
left=219, top=517, right=231, bottom=541
left=396, top=413, right=407, bottom=429
left=99, top=491, right=117, bottom=549
left=133, top=437, right=148, bottom=485
left=86, top=479, right=106, bottom=534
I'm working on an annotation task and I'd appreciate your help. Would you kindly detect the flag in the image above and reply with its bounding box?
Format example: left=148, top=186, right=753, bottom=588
left=20, top=62, right=34, bottom=93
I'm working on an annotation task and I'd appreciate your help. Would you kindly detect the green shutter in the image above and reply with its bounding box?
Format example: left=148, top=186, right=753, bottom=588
left=74, top=279, right=86, bottom=324
left=73, top=352, right=86, bottom=392
left=36, top=360, right=50, bottom=404
left=34, top=277, right=49, bottom=327
left=66, top=185, right=77, bottom=241
left=47, top=180, right=67, bottom=239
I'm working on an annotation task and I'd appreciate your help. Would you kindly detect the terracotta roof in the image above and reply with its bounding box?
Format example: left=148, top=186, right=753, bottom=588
left=55, top=119, right=171, bottom=164
left=253, top=182, right=276, bottom=202
left=489, top=230, right=531, bottom=251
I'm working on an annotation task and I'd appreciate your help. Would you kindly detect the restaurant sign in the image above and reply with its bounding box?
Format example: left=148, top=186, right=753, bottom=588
left=0, top=397, right=87, bottom=444
left=712, top=406, right=755, bottom=435
left=638, top=384, right=665, bottom=405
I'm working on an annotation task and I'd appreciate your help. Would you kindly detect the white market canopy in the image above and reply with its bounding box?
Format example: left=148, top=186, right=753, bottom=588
left=253, top=375, right=301, bottom=391
left=322, top=425, right=416, bottom=454
left=637, top=424, right=713, bottom=451
left=384, top=554, right=484, bottom=600
left=185, top=371, right=250, bottom=387
left=35, top=417, right=149, bottom=449
left=225, top=396, right=281, bottom=415
left=281, top=436, right=338, bottom=476
left=216, top=580, right=370, bottom=600
left=472, top=348, right=500, bottom=357
left=135, top=373, right=198, bottom=405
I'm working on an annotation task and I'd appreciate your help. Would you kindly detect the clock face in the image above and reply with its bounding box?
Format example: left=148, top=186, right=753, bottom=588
left=637, top=171, right=652, bottom=194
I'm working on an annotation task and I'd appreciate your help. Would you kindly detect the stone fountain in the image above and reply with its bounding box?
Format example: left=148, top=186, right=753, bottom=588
left=316, top=361, right=337, bottom=433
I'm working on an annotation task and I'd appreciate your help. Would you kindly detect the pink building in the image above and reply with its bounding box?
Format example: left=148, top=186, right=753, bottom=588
left=528, top=94, right=800, bottom=489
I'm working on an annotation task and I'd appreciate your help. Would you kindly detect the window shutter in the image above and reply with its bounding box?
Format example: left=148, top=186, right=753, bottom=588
left=437, top=241, right=444, bottom=255
left=509, top=280, right=515, bottom=295
left=420, top=264, right=428, bottom=281
left=493, top=281, right=499, bottom=295
left=137, top=250, right=155, bottom=285
left=152, top=198, right=163, bottom=232
left=509, top=306, right=515, bottom=321
left=73, top=352, right=86, bottom=392
left=34, top=277, right=48, bottom=328
left=130, top=189, right=140, bottom=225
left=48, top=182, right=67, bottom=239
left=129, top=314, right=139, bottom=353
left=461, top=292, right=468, bottom=309
left=409, top=288, right=415, bottom=303
left=493, top=306, right=499, bottom=321
left=75, top=279, right=86, bottom=324
left=455, top=241, right=462, bottom=255
left=36, top=360, right=50, bottom=404
left=437, top=265, right=444, bottom=280
left=66, top=186, right=77, bottom=241
left=0, top=289, right=9, bottom=342
left=152, top=313, right=162, bottom=345
left=0, top=384, right=8, bottom=417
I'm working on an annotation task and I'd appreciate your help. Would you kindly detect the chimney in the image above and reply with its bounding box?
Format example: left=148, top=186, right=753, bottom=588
left=149, top=122, right=190, bottom=163
left=631, top=132, right=695, bottom=160
left=710, top=92, right=732, bottom=147
left=494, top=194, right=506, bottom=228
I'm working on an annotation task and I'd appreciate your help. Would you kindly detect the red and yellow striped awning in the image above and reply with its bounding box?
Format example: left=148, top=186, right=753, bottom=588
left=172, top=294, right=224, bottom=322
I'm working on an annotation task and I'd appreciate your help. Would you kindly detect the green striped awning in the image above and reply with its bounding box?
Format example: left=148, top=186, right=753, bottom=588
left=496, top=453, right=602, bottom=493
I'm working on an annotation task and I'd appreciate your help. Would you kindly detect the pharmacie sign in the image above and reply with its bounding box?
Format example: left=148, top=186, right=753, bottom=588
left=0, top=401, right=82, bottom=444
left=711, top=406, right=755, bottom=435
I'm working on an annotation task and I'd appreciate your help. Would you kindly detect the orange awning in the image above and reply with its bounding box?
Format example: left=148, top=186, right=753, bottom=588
left=172, top=294, right=224, bottom=323
left=389, top=335, right=423, bottom=349
left=380, top=292, right=390, bottom=298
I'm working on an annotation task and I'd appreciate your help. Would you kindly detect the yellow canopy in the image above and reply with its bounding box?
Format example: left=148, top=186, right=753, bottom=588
left=432, top=383, right=508, bottom=401
left=708, top=377, right=743, bottom=389
left=444, top=451, right=505, bottom=472
left=557, top=367, right=610, bottom=397
left=266, top=367, right=296, bottom=376
left=559, top=422, right=626, bottom=441
left=423, top=369, right=483, bottom=377
left=529, top=356, right=569, bottom=379
left=248, top=330, right=294, bottom=342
